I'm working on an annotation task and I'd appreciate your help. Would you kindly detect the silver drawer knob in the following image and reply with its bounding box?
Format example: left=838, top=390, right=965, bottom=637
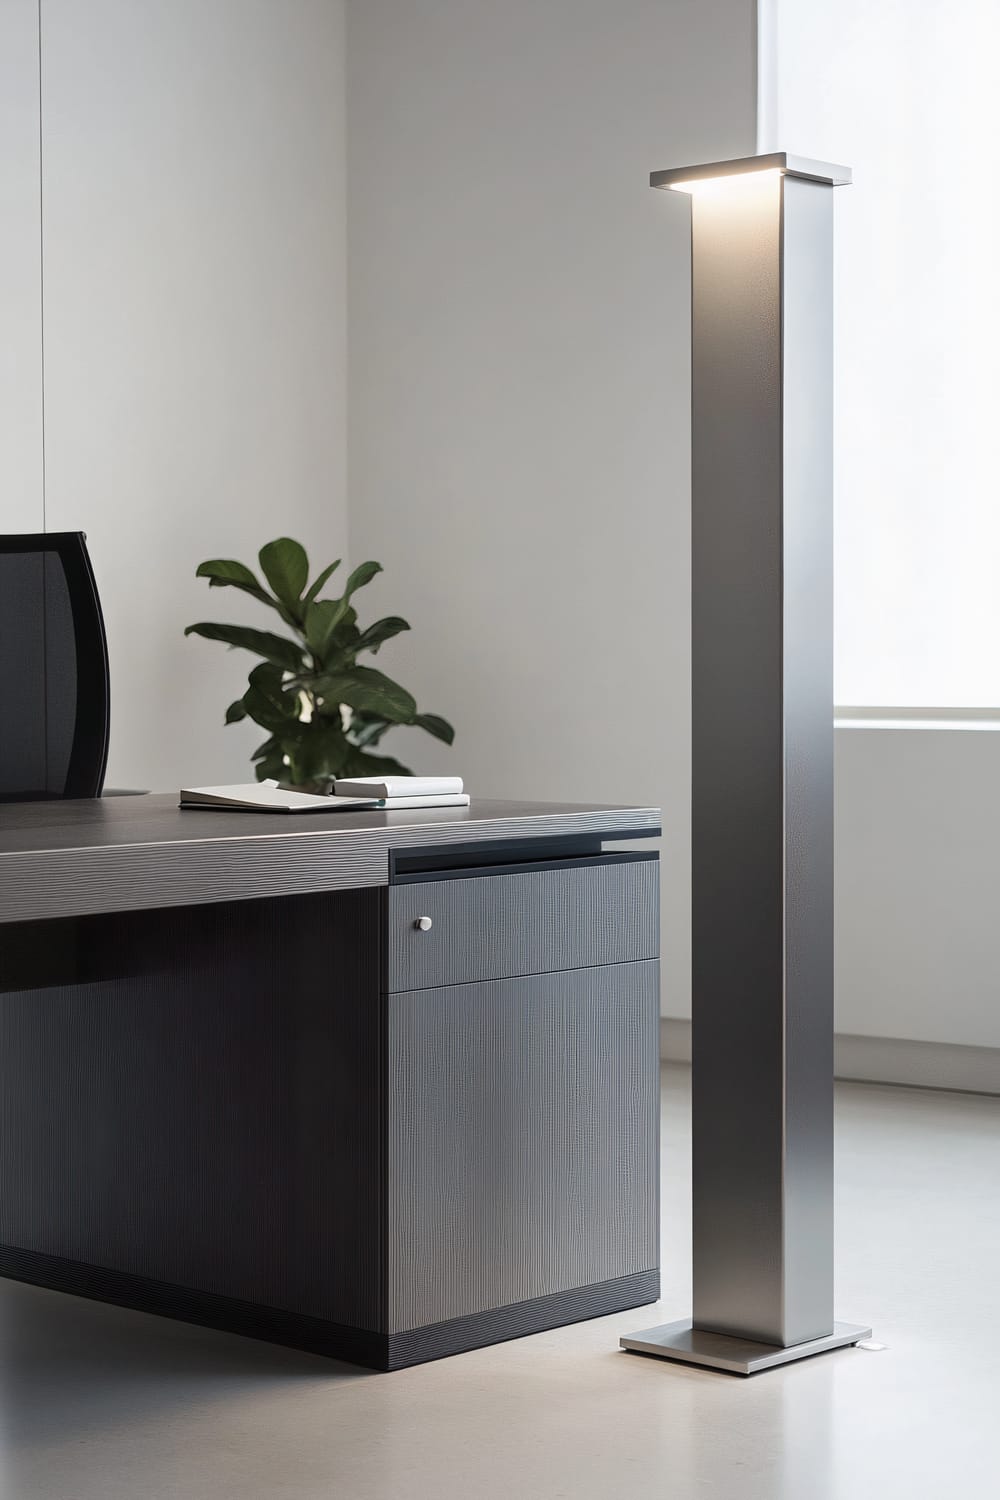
left=414, top=916, right=433, bottom=932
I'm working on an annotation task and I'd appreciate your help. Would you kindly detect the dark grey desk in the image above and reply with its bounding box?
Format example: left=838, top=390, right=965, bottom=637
left=0, top=795, right=661, bottom=1369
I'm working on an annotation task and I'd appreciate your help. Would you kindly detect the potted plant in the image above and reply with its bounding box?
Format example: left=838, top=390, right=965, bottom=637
left=186, top=537, right=453, bottom=792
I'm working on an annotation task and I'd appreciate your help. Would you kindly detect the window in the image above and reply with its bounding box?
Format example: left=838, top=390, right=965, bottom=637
left=761, top=0, right=1000, bottom=708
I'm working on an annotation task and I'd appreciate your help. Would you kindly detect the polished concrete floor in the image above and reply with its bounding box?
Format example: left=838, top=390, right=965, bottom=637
left=0, top=1065, right=996, bottom=1500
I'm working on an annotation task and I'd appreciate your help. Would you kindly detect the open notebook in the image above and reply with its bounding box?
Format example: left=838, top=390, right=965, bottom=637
left=180, top=782, right=380, bottom=813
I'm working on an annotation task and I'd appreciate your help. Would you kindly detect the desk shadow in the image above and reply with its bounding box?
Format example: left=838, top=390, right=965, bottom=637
left=0, top=1277, right=373, bottom=1451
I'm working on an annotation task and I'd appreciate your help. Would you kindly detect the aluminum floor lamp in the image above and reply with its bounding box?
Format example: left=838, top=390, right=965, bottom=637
left=621, top=152, right=872, bottom=1374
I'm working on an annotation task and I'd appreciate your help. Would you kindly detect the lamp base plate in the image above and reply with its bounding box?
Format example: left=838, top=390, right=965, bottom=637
left=620, top=1319, right=872, bottom=1376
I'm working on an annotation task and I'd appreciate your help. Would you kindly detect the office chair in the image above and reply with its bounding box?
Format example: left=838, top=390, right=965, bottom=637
left=0, top=532, right=111, bottom=802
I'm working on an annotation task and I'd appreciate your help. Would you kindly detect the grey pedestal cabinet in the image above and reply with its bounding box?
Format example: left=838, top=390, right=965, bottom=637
left=385, top=854, right=660, bottom=1364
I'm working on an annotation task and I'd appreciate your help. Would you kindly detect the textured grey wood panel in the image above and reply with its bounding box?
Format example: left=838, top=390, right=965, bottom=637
left=388, top=857, right=659, bottom=991
left=0, top=795, right=660, bottom=924
left=387, top=961, right=660, bottom=1333
left=0, top=889, right=387, bottom=1329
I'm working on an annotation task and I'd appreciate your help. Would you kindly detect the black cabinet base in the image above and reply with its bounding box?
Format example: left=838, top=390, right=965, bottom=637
left=385, top=1268, right=660, bottom=1369
left=0, top=1245, right=659, bottom=1372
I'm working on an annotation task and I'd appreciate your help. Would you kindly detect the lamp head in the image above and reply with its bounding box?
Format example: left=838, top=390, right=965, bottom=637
left=650, top=151, right=851, bottom=195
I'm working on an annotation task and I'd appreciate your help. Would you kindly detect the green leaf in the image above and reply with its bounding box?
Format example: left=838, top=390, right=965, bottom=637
left=342, top=560, right=382, bottom=600
left=338, top=747, right=414, bottom=779
left=346, top=713, right=392, bottom=749
left=242, top=662, right=302, bottom=732
left=411, top=712, right=455, bottom=746
left=196, top=558, right=275, bottom=609
left=353, top=616, right=410, bottom=656
left=248, top=660, right=287, bottom=693
left=312, top=665, right=417, bottom=722
left=224, top=698, right=248, bottom=725
left=299, top=607, right=363, bottom=676
left=327, top=616, right=361, bottom=665
left=252, top=736, right=290, bottom=782
left=303, top=559, right=342, bottom=605
left=258, top=538, right=309, bottom=612
left=184, top=622, right=305, bottom=673
left=290, top=719, right=351, bottom=785
left=303, top=598, right=350, bottom=663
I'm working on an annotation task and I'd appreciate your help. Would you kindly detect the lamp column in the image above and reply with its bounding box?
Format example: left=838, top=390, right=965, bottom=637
left=621, top=153, right=871, bottom=1374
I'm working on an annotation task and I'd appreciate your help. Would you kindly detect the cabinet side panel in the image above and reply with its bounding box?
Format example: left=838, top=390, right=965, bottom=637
left=388, top=961, right=660, bottom=1333
left=0, top=890, right=385, bottom=1330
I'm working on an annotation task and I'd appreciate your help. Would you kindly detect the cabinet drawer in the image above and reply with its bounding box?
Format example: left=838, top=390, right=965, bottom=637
left=386, top=853, right=658, bottom=992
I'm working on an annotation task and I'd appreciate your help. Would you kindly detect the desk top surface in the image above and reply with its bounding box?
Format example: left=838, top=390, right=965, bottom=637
left=0, top=794, right=660, bottom=924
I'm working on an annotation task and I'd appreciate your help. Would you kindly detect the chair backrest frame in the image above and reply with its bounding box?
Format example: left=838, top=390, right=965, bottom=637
left=0, top=531, right=110, bottom=800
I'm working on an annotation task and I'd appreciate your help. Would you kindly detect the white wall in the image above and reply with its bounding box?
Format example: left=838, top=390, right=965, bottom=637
left=0, top=0, right=43, bottom=530
left=837, top=725, right=1000, bottom=1052
left=347, top=0, right=758, bottom=1017
left=2, top=0, right=349, bottom=791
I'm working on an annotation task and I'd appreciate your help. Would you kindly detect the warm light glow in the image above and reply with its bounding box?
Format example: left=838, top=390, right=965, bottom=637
left=668, top=167, right=783, bottom=196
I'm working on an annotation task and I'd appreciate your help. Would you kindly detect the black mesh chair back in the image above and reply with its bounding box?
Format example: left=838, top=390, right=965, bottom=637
left=0, top=532, right=110, bottom=802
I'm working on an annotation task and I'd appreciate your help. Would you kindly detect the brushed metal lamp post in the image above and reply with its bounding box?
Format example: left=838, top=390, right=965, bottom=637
left=620, top=152, right=872, bottom=1374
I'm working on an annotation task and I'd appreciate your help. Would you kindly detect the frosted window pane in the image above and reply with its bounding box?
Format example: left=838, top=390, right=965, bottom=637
left=764, top=0, right=1000, bottom=707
